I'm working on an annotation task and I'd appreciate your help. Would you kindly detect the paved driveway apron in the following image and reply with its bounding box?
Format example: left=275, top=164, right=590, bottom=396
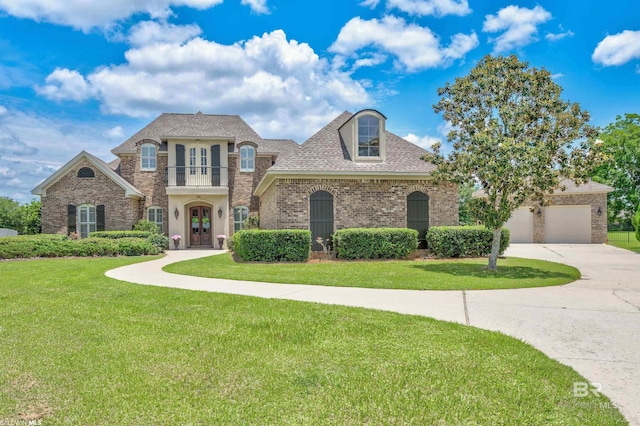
left=106, top=244, right=640, bottom=424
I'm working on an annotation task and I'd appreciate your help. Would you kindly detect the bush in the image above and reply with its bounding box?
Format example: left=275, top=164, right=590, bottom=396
left=426, top=226, right=510, bottom=258
left=146, top=233, right=169, bottom=250
left=233, top=229, right=311, bottom=262
left=243, top=215, right=260, bottom=230
left=132, top=220, right=160, bottom=233
left=0, top=234, right=160, bottom=259
left=632, top=208, right=640, bottom=242
left=333, top=228, right=418, bottom=260
left=90, top=230, right=154, bottom=239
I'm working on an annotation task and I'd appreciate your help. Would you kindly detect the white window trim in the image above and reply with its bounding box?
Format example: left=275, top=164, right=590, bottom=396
left=240, top=145, right=255, bottom=172
left=78, top=204, right=96, bottom=239
left=233, top=206, right=249, bottom=232
left=356, top=114, right=381, bottom=159
left=147, top=206, right=163, bottom=233
left=141, top=143, right=157, bottom=171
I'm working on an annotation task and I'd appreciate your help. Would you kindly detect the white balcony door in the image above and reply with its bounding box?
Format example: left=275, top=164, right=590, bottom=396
left=187, top=147, right=208, bottom=186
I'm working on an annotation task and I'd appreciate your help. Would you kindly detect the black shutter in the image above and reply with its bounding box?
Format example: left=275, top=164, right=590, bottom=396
left=176, top=144, right=185, bottom=186
left=211, top=144, right=221, bottom=186
left=407, top=192, right=429, bottom=248
left=96, top=205, right=105, bottom=231
left=67, top=205, right=76, bottom=234
left=310, top=191, right=334, bottom=251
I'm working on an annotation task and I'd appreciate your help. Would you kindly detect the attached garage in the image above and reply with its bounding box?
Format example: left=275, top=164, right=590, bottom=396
left=544, top=205, right=592, bottom=243
left=504, top=207, right=534, bottom=243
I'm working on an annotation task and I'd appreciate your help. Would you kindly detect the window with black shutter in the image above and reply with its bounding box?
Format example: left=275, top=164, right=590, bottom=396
left=96, top=205, right=105, bottom=231
left=310, top=191, right=334, bottom=251
left=407, top=192, right=429, bottom=248
left=67, top=205, right=77, bottom=234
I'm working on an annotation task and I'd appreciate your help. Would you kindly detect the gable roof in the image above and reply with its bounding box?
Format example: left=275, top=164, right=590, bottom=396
left=112, top=112, right=265, bottom=154
left=268, top=111, right=436, bottom=173
left=31, top=151, right=144, bottom=198
left=472, top=178, right=614, bottom=198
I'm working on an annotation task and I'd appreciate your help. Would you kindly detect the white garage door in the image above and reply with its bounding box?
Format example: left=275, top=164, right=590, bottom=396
left=504, top=207, right=534, bottom=243
left=545, top=205, right=591, bottom=243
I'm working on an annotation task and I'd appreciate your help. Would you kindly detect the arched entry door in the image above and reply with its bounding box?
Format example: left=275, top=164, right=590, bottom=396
left=190, top=206, right=212, bottom=246
left=310, top=190, right=334, bottom=251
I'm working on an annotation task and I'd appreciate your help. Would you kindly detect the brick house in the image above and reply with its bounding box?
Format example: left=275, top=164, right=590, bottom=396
left=32, top=110, right=459, bottom=249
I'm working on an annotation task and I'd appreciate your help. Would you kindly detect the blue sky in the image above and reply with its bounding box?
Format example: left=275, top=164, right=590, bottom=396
left=0, top=0, right=639, bottom=202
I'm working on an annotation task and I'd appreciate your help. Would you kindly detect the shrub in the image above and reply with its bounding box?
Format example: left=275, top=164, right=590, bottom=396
left=0, top=234, right=159, bottom=259
left=333, top=228, right=418, bottom=260
left=632, top=207, right=640, bottom=242
left=90, top=230, right=154, bottom=239
left=233, top=229, right=311, bottom=262
left=426, top=226, right=510, bottom=258
left=243, top=215, right=260, bottom=230
left=146, top=233, right=169, bottom=250
left=132, top=220, right=160, bottom=233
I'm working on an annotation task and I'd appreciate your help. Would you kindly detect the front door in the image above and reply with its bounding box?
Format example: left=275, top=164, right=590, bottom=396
left=190, top=206, right=212, bottom=246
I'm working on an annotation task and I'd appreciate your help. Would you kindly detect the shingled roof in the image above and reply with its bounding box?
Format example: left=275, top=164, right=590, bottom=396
left=269, top=111, right=436, bottom=173
left=112, top=112, right=266, bottom=154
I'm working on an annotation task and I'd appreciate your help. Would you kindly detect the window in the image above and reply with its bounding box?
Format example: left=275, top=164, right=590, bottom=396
left=141, top=143, right=157, bottom=171
left=189, top=147, right=197, bottom=175
left=357, top=115, right=380, bottom=157
left=233, top=206, right=248, bottom=232
left=147, top=207, right=163, bottom=233
left=200, top=147, right=208, bottom=175
left=240, top=145, right=255, bottom=172
left=407, top=192, right=429, bottom=248
left=78, top=205, right=96, bottom=238
left=77, top=167, right=95, bottom=178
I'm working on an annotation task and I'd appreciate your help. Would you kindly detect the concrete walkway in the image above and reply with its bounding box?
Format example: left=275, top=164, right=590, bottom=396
left=106, top=244, right=640, bottom=425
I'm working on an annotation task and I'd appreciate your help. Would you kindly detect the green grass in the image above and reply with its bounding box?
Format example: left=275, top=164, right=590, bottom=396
left=164, top=253, right=581, bottom=290
left=607, top=231, right=640, bottom=253
left=0, top=257, right=626, bottom=425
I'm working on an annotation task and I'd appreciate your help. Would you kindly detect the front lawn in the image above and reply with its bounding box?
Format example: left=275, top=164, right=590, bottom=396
left=0, top=257, right=625, bottom=425
left=607, top=231, right=640, bottom=253
left=164, top=253, right=580, bottom=290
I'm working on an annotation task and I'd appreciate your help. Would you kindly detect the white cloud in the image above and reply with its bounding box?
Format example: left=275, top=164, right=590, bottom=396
left=0, top=105, right=6, bottom=115
left=35, top=68, right=94, bottom=102
left=329, top=15, right=478, bottom=72
left=387, top=0, right=470, bottom=17
left=546, top=30, right=574, bottom=42
left=241, top=0, right=269, bottom=14
left=403, top=133, right=441, bottom=149
left=128, top=20, right=202, bottom=47
left=592, top=30, right=640, bottom=67
left=352, top=53, right=388, bottom=71
left=0, top=0, right=223, bottom=31
left=36, top=29, right=370, bottom=142
left=483, top=5, right=552, bottom=53
left=0, top=167, right=16, bottom=178
left=360, top=0, right=380, bottom=8
left=551, top=73, right=564, bottom=79
left=104, top=126, right=125, bottom=139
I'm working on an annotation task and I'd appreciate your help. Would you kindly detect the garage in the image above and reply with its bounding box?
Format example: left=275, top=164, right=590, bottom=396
left=504, top=207, right=534, bottom=243
left=544, top=205, right=592, bottom=243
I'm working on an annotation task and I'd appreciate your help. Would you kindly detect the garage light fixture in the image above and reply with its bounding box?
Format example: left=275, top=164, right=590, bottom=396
left=597, top=207, right=603, bottom=217
left=174, top=207, right=179, bottom=219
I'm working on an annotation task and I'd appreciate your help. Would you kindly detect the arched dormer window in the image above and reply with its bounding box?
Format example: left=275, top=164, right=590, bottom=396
left=77, top=167, right=95, bottom=178
left=240, top=145, right=255, bottom=172
left=141, top=143, right=157, bottom=171
left=357, top=115, right=380, bottom=157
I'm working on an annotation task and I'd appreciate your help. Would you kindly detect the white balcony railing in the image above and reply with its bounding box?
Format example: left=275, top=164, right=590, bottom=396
left=165, top=166, right=228, bottom=187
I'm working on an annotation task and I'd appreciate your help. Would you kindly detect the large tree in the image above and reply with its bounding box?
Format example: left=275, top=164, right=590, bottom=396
left=0, top=197, right=41, bottom=234
left=593, top=113, right=640, bottom=224
left=425, top=55, right=603, bottom=271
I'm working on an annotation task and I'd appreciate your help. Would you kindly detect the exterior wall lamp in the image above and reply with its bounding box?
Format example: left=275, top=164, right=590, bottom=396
left=218, top=207, right=223, bottom=218
left=174, top=207, right=179, bottom=219
left=597, top=207, right=603, bottom=217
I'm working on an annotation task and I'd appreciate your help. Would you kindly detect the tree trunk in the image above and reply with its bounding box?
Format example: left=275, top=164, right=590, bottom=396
left=487, top=228, right=502, bottom=271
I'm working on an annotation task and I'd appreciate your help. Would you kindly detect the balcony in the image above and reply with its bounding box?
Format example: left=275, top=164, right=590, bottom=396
left=165, top=166, right=229, bottom=195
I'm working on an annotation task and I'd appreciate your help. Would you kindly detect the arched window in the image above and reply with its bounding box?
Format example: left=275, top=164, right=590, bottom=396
left=357, top=115, right=380, bottom=157
left=141, top=143, right=157, bottom=171
left=310, top=190, right=334, bottom=251
left=233, top=206, right=249, bottom=232
left=407, top=192, right=429, bottom=247
left=240, top=145, right=255, bottom=172
left=147, top=207, right=163, bottom=233
left=77, top=167, right=95, bottom=178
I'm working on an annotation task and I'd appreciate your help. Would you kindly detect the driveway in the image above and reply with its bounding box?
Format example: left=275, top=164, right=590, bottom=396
left=106, top=244, right=640, bottom=425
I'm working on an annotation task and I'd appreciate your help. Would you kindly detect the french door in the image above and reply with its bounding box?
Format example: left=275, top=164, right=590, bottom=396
left=190, top=206, right=212, bottom=246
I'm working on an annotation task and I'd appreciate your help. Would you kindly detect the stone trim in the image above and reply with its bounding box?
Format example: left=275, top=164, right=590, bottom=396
left=306, top=184, right=339, bottom=197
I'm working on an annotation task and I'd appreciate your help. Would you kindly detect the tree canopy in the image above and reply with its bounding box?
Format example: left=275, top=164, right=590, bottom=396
left=425, top=55, right=603, bottom=270
left=0, top=197, right=41, bottom=234
left=593, top=113, right=640, bottom=224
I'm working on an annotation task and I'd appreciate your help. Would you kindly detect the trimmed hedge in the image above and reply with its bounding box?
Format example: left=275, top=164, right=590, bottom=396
left=333, top=228, right=419, bottom=260
left=426, top=226, right=510, bottom=258
left=0, top=235, right=161, bottom=259
left=89, top=231, right=153, bottom=239
left=233, top=229, right=311, bottom=262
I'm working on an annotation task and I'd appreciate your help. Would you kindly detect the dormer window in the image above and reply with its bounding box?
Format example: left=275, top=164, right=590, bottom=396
left=357, top=115, right=380, bottom=157
left=141, top=143, right=157, bottom=171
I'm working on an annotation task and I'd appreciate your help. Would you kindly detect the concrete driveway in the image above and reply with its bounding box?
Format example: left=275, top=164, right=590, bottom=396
left=106, top=244, right=640, bottom=424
